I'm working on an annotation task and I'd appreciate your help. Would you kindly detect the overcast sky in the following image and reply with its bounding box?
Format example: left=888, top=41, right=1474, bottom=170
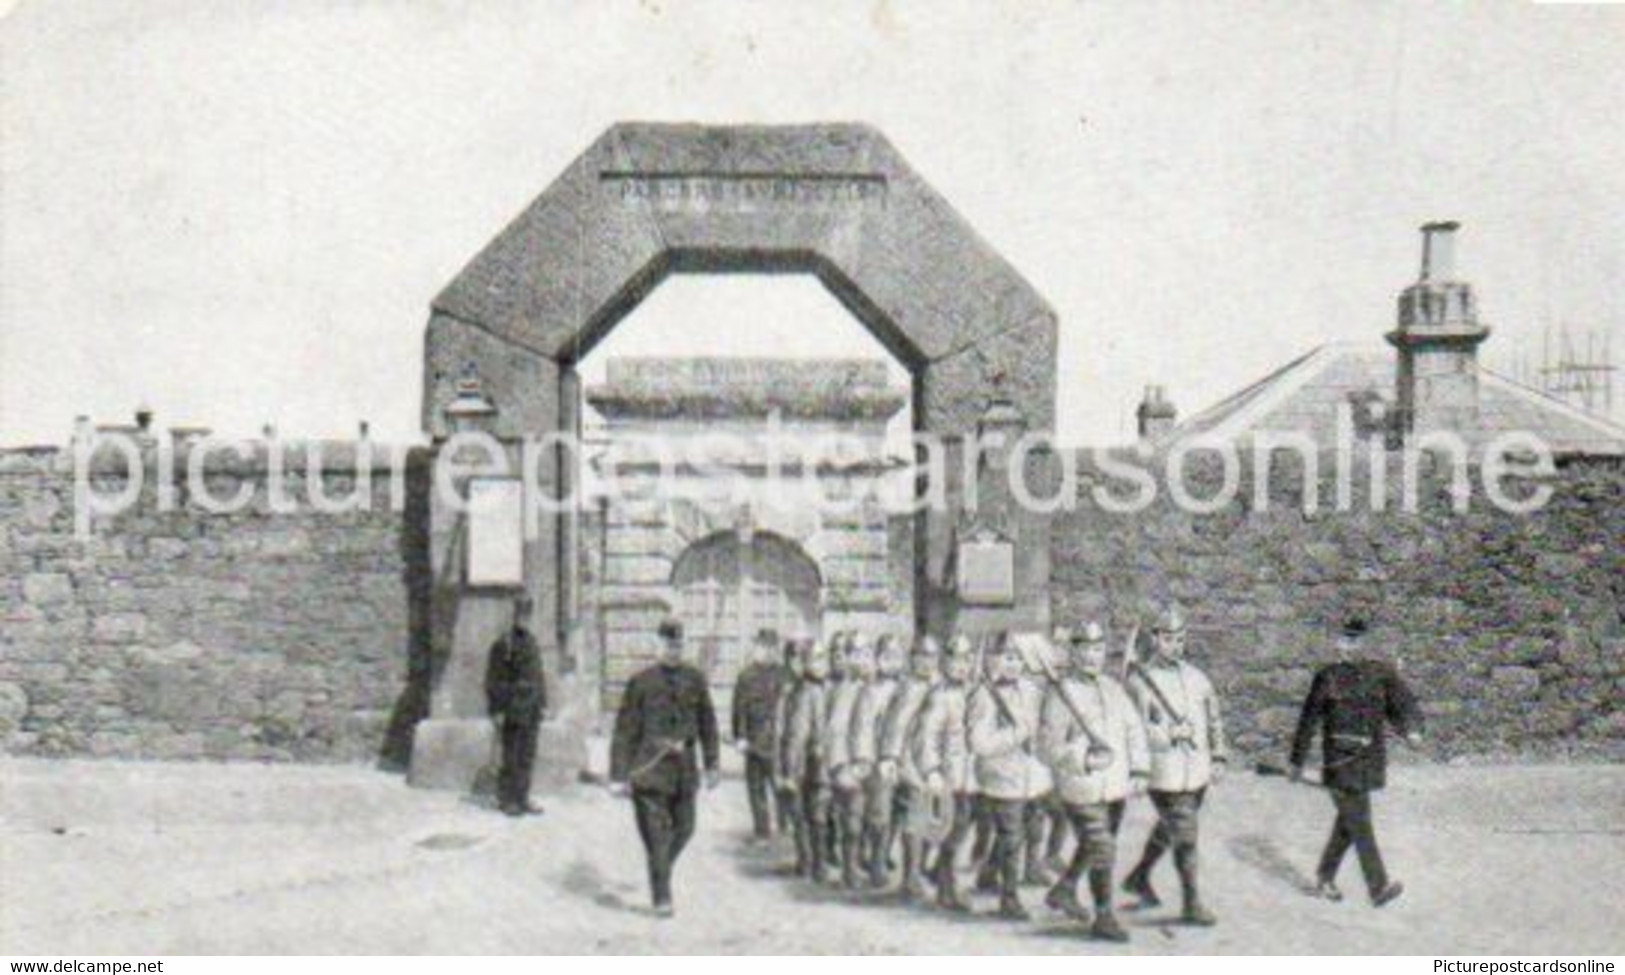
left=3, top=0, right=1622, bottom=447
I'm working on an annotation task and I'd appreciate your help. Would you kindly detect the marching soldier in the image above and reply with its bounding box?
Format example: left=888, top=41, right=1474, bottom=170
left=967, top=632, right=1048, bottom=920
left=852, top=633, right=904, bottom=887
left=732, top=627, right=786, bottom=841
left=912, top=635, right=975, bottom=912
left=770, top=637, right=805, bottom=840
left=608, top=618, right=721, bottom=917
left=1037, top=626, right=1078, bottom=879
left=821, top=632, right=852, bottom=867
left=484, top=595, right=547, bottom=817
left=1123, top=605, right=1227, bottom=926
left=1289, top=616, right=1423, bottom=907
left=825, top=634, right=873, bottom=888
left=1020, top=637, right=1061, bottom=888
left=780, top=639, right=833, bottom=880
left=878, top=634, right=940, bottom=899
left=1039, top=622, right=1150, bottom=942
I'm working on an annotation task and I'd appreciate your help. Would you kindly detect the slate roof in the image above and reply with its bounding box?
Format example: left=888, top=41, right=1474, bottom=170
left=1168, top=342, right=1625, bottom=457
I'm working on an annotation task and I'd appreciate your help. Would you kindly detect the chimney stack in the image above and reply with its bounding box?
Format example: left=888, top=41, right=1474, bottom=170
left=1387, top=221, right=1490, bottom=438
left=1137, top=385, right=1178, bottom=442
left=1419, top=221, right=1459, bottom=281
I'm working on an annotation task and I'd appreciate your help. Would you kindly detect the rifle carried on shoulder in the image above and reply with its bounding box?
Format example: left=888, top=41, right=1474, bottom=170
left=1009, top=632, right=1108, bottom=753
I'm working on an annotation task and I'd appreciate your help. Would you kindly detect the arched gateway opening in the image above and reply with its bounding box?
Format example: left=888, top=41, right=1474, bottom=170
left=410, top=123, right=1060, bottom=790
left=671, top=530, right=821, bottom=685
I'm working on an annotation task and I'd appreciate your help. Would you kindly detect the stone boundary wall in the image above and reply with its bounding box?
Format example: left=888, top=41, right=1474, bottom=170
left=0, top=444, right=432, bottom=765
left=1047, top=450, right=1625, bottom=762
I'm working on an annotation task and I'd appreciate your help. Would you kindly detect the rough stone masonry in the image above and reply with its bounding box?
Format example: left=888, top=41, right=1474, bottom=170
left=2, top=436, right=1620, bottom=767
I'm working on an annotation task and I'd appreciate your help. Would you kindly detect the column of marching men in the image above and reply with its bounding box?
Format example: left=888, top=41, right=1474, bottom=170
left=739, top=606, right=1227, bottom=943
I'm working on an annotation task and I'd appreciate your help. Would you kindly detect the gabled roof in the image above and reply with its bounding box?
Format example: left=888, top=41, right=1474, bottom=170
left=1167, top=342, right=1625, bottom=457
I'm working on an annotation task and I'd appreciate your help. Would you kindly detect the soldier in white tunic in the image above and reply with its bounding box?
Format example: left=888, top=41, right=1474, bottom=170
left=966, top=633, right=1049, bottom=920
left=911, top=636, right=975, bottom=912
left=825, top=634, right=872, bottom=888
left=878, top=635, right=940, bottom=899
left=1123, top=606, right=1227, bottom=926
left=1038, top=621, right=1150, bottom=941
left=852, top=633, right=905, bottom=887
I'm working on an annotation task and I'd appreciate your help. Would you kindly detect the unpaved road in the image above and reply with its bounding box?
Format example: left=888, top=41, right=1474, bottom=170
left=2, top=757, right=1621, bottom=954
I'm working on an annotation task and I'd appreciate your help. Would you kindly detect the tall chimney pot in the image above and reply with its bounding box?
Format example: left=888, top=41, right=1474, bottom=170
left=1420, top=221, right=1460, bottom=282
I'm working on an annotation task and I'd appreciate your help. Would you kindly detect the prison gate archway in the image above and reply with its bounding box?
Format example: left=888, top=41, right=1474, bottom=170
left=671, top=530, right=820, bottom=685
left=410, top=123, right=1059, bottom=790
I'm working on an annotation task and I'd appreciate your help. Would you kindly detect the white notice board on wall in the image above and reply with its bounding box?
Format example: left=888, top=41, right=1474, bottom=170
left=957, top=535, right=1015, bottom=606
left=467, top=477, right=524, bottom=588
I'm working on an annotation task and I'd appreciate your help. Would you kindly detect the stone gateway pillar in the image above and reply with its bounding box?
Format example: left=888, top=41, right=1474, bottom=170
left=409, top=123, right=1060, bottom=790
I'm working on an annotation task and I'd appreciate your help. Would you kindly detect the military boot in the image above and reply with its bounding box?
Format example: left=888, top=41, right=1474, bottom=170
left=1024, top=846, right=1058, bottom=887
left=1176, top=846, right=1216, bottom=926
left=1088, top=868, right=1128, bottom=941
left=1043, top=882, right=1091, bottom=922
left=996, top=893, right=1031, bottom=921
left=1122, top=865, right=1161, bottom=908
left=1090, top=912, right=1130, bottom=943
left=841, top=834, right=863, bottom=889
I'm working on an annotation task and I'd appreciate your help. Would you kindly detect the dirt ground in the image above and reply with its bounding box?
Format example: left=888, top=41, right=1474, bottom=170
left=2, top=755, right=1621, bottom=955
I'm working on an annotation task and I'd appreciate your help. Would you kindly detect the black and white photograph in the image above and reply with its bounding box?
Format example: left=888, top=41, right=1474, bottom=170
left=1, top=0, right=1622, bottom=961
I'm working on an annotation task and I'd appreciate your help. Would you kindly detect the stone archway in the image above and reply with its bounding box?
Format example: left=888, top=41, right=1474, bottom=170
left=411, top=123, right=1059, bottom=790
left=671, top=530, right=821, bottom=686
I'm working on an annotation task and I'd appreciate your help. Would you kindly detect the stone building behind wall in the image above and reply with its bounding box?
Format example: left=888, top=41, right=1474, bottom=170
left=578, top=357, right=913, bottom=713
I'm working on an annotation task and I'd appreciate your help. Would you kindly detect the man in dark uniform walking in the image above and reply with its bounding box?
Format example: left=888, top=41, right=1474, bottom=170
left=609, top=617, right=721, bottom=917
left=484, top=595, right=546, bottom=817
left=731, top=627, right=786, bottom=841
left=1290, top=616, right=1423, bottom=907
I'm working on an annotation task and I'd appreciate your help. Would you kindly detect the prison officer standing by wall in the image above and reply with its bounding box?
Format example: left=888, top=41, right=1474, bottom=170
left=609, top=617, right=721, bottom=917
left=732, top=627, right=785, bottom=841
left=484, top=595, right=546, bottom=817
left=1289, top=616, right=1423, bottom=907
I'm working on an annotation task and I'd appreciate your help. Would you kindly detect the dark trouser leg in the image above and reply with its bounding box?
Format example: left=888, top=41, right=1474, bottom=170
left=499, top=716, right=539, bottom=811
left=1317, top=793, right=1354, bottom=885
left=745, top=754, right=773, bottom=838
left=971, top=794, right=995, bottom=865
left=1023, top=798, right=1058, bottom=883
left=786, top=790, right=807, bottom=870
left=1046, top=801, right=1070, bottom=864
left=991, top=798, right=1028, bottom=906
left=1328, top=788, right=1388, bottom=897
left=776, top=786, right=796, bottom=836
left=801, top=774, right=829, bottom=879
left=669, top=788, right=698, bottom=870
left=1087, top=801, right=1126, bottom=913
left=936, top=792, right=974, bottom=904
left=837, top=785, right=864, bottom=885
left=865, top=780, right=896, bottom=886
left=1132, top=816, right=1171, bottom=878
left=1061, top=801, right=1123, bottom=906
left=1060, top=805, right=1095, bottom=890
left=633, top=789, right=677, bottom=907
left=1152, top=789, right=1209, bottom=918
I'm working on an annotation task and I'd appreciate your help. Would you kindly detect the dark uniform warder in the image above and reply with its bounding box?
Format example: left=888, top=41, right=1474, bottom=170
left=609, top=617, right=721, bottom=917
left=1289, top=616, right=1423, bottom=907
left=731, top=627, right=786, bottom=841
left=484, top=595, right=547, bottom=817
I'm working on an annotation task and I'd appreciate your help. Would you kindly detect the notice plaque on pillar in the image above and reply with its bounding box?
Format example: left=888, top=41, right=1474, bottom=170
left=957, top=534, right=1015, bottom=606
left=467, top=477, right=524, bottom=589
